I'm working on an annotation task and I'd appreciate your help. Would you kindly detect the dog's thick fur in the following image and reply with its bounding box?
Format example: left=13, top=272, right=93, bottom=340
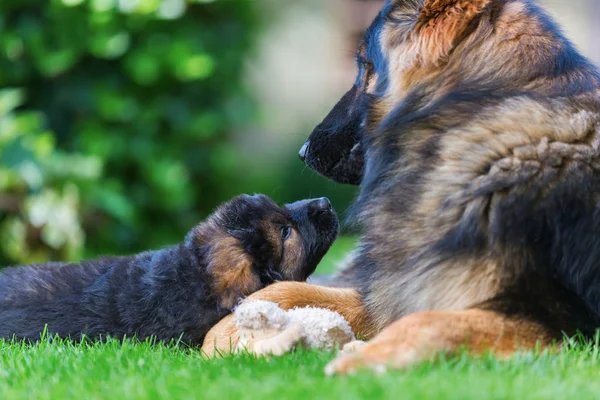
left=0, top=195, right=338, bottom=344
left=205, top=0, right=600, bottom=373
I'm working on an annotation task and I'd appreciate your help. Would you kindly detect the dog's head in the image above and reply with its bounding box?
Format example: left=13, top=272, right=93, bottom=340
left=188, top=194, right=338, bottom=309
left=300, top=0, right=595, bottom=185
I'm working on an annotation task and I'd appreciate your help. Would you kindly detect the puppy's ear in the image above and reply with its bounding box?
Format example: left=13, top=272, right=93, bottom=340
left=208, top=237, right=261, bottom=310
left=415, top=0, right=491, bottom=65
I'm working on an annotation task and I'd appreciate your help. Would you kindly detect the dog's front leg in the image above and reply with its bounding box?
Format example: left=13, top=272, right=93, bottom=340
left=325, top=309, right=555, bottom=375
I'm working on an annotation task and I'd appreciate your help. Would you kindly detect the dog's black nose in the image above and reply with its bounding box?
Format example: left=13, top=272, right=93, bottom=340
left=311, top=197, right=331, bottom=212
left=299, top=141, right=310, bottom=161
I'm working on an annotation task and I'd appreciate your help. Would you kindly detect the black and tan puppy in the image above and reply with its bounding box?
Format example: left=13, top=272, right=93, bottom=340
left=0, top=194, right=338, bottom=344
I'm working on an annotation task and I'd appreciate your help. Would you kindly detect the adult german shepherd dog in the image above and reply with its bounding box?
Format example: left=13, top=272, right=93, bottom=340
left=203, top=0, right=600, bottom=374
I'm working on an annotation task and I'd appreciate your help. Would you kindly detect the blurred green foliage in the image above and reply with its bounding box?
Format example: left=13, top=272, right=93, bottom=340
left=0, top=0, right=358, bottom=266
left=0, top=0, right=267, bottom=265
left=0, top=87, right=93, bottom=263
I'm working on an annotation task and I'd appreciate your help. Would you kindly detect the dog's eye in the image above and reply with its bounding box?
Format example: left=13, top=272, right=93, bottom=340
left=281, top=225, right=292, bottom=241
left=361, top=62, right=374, bottom=88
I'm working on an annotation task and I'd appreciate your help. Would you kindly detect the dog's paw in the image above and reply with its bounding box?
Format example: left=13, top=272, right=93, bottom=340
left=325, top=353, right=387, bottom=376
left=340, top=340, right=368, bottom=354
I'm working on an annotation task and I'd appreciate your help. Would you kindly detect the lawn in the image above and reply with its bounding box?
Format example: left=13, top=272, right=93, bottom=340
left=2, top=237, right=600, bottom=400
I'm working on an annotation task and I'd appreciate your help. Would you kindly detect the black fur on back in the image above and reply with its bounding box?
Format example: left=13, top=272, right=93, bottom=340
left=0, top=243, right=222, bottom=344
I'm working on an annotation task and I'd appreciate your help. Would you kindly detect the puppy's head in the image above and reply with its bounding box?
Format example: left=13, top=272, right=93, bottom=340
left=188, top=194, right=338, bottom=309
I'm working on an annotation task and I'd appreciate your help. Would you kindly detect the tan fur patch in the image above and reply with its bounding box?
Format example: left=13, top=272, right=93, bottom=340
left=367, top=255, right=505, bottom=331
left=417, top=0, right=491, bottom=65
left=375, top=0, right=568, bottom=127
left=383, top=0, right=490, bottom=70
left=280, top=229, right=306, bottom=279
left=209, top=236, right=260, bottom=310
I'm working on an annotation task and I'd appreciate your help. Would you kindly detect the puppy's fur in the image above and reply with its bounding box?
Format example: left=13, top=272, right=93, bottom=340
left=0, top=195, right=338, bottom=344
left=207, top=0, right=600, bottom=373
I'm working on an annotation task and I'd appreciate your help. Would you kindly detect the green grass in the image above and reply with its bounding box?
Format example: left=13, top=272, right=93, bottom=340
left=2, top=237, right=600, bottom=400
left=314, top=236, right=357, bottom=275
left=2, top=339, right=600, bottom=400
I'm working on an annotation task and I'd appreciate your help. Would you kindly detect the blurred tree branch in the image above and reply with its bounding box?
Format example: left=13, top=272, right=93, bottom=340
left=0, top=195, right=21, bottom=212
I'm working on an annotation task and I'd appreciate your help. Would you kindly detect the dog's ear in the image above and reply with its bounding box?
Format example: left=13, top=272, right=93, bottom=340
left=416, top=0, right=491, bottom=65
left=208, top=237, right=261, bottom=310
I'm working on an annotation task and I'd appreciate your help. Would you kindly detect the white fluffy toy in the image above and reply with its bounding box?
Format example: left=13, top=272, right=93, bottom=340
left=233, top=300, right=355, bottom=356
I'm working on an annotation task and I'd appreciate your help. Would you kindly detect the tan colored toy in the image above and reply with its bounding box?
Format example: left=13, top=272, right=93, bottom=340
left=233, top=300, right=355, bottom=356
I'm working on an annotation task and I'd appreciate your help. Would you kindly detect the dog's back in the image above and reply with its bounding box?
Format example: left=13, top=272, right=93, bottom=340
left=0, top=257, right=133, bottom=341
left=0, top=259, right=118, bottom=307
left=0, top=248, right=223, bottom=342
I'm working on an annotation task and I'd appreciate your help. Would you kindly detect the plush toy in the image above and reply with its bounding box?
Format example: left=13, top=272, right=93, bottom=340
left=233, top=300, right=355, bottom=356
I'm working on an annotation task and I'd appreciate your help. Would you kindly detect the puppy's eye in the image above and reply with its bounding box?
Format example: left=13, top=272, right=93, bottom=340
left=281, top=225, right=292, bottom=241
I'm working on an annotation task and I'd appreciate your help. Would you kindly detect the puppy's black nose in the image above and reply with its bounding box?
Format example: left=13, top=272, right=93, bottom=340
left=310, top=197, right=332, bottom=212
left=299, top=141, right=310, bottom=161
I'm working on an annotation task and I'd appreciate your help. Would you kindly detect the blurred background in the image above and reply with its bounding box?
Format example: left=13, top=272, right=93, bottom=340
left=0, top=0, right=598, bottom=266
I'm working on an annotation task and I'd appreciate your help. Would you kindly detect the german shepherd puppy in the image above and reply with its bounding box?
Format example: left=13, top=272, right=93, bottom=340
left=204, top=0, right=600, bottom=374
left=0, top=195, right=338, bottom=344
